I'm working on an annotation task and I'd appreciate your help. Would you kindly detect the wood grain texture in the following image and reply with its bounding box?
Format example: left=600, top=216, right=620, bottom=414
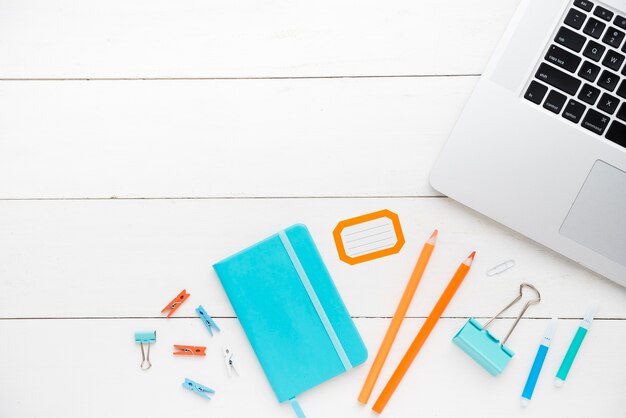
left=0, top=0, right=624, bottom=416
left=1, top=198, right=624, bottom=319
left=0, top=318, right=622, bottom=417
left=0, top=77, right=475, bottom=198
left=0, top=0, right=520, bottom=78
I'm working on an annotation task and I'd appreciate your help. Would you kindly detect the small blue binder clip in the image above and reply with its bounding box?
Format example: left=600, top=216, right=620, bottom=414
left=196, top=305, right=221, bottom=336
left=182, top=378, right=215, bottom=400
left=453, top=283, right=541, bottom=376
left=134, top=331, right=156, bottom=370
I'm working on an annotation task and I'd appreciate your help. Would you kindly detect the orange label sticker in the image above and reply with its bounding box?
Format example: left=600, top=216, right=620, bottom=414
left=333, top=209, right=405, bottom=265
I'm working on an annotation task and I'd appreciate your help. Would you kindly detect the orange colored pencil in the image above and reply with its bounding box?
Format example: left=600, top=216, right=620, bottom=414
left=358, top=229, right=438, bottom=404
left=372, top=251, right=476, bottom=414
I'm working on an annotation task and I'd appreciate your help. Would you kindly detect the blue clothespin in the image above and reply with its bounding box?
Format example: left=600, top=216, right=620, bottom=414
left=196, top=305, right=220, bottom=336
left=453, top=283, right=540, bottom=375
left=182, top=378, right=215, bottom=400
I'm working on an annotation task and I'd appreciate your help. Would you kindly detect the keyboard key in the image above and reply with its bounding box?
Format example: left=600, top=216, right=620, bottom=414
left=574, top=0, right=594, bottom=12
left=597, top=92, right=620, bottom=114
left=524, top=81, right=548, bottom=104
left=564, top=8, right=587, bottom=30
left=574, top=0, right=593, bottom=12
left=617, top=80, right=626, bottom=99
left=597, top=69, right=619, bottom=91
left=555, top=26, right=587, bottom=52
left=602, top=27, right=625, bottom=48
left=583, top=40, right=606, bottom=61
left=616, top=103, right=626, bottom=121
left=545, top=45, right=581, bottom=72
left=543, top=90, right=567, bottom=114
left=606, top=120, right=626, bottom=148
left=594, top=6, right=613, bottom=21
left=582, top=109, right=610, bottom=134
left=562, top=99, right=586, bottom=123
left=578, top=60, right=601, bottom=81
left=535, top=63, right=582, bottom=95
left=615, top=15, right=626, bottom=30
left=578, top=83, right=601, bottom=104
left=602, top=49, right=625, bottom=71
left=584, top=17, right=606, bottom=39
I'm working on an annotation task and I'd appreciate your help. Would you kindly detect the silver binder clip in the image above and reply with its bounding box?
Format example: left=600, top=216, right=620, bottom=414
left=223, top=346, right=239, bottom=377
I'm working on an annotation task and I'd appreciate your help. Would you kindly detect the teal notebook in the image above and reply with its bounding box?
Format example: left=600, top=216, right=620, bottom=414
left=213, top=224, right=367, bottom=413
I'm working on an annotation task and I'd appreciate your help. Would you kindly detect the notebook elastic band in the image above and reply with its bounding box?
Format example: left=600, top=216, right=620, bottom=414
left=279, top=231, right=353, bottom=371
left=289, top=397, right=306, bottom=418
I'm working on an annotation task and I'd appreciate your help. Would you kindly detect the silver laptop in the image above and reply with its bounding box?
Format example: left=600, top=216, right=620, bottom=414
left=430, top=0, right=626, bottom=286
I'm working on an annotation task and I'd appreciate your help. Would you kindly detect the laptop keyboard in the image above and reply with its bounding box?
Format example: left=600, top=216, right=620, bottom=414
left=524, top=0, right=626, bottom=149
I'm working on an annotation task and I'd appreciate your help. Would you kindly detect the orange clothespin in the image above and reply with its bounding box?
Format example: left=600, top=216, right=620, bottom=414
left=161, top=289, right=191, bottom=318
left=173, top=345, right=207, bottom=356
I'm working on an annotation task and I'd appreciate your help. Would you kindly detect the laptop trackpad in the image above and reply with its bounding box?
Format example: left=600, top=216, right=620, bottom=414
left=560, top=160, right=626, bottom=267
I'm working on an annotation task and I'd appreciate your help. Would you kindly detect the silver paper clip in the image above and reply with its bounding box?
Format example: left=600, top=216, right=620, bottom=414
left=223, top=346, right=239, bottom=377
left=487, top=260, right=516, bottom=276
left=134, top=331, right=156, bottom=370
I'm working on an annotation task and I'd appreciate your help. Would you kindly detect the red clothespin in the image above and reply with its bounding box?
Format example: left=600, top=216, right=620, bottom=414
left=173, top=345, right=207, bottom=356
left=161, top=289, right=191, bottom=318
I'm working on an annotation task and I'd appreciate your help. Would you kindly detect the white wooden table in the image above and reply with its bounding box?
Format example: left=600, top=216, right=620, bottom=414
left=1, top=1, right=624, bottom=417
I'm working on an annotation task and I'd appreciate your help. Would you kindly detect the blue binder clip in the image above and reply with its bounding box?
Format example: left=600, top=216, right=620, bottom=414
left=453, top=283, right=541, bottom=376
left=196, top=305, right=221, bottom=336
left=182, top=378, right=215, bottom=400
left=134, top=331, right=156, bottom=370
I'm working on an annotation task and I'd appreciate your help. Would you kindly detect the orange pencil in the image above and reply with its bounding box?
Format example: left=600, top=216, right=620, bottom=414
left=358, top=229, right=438, bottom=404
left=372, top=251, right=475, bottom=414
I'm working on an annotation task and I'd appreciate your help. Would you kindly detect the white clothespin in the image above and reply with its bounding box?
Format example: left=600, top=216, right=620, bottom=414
left=223, top=346, right=239, bottom=377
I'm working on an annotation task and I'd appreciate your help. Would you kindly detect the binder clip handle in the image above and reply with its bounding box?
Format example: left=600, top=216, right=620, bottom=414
left=140, top=343, right=152, bottom=370
left=483, top=283, right=540, bottom=345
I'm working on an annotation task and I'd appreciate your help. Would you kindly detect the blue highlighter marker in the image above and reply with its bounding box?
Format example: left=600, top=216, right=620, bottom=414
left=521, top=318, right=558, bottom=407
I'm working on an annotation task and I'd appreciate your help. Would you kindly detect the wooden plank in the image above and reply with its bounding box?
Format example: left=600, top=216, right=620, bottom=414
left=1, top=198, right=624, bottom=319
left=0, top=317, right=622, bottom=417
left=0, top=0, right=520, bottom=78
left=0, top=77, right=475, bottom=198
